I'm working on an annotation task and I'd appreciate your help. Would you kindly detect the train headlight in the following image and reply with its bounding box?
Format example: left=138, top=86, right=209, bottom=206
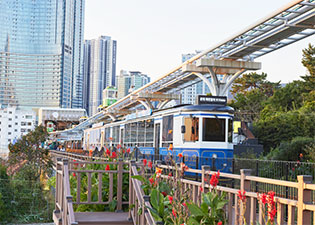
left=212, top=153, right=217, bottom=159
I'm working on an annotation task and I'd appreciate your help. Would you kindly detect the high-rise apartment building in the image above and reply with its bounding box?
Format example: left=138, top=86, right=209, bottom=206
left=0, top=0, right=85, bottom=109
left=117, top=70, right=151, bottom=99
left=83, top=36, right=117, bottom=116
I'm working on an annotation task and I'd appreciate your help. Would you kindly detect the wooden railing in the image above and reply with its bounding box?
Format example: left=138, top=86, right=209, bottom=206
left=53, top=158, right=130, bottom=225
left=157, top=164, right=315, bottom=225
left=129, top=160, right=158, bottom=225
left=54, top=158, right=77, bottom=225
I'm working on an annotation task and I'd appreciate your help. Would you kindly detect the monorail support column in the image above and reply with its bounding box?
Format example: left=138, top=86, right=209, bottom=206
left=195, top=58, right=261, bottom=97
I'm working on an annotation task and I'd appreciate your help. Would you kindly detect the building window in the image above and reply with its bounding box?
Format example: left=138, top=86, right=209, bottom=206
left=8, top=132, right=11, bottom=135
left=25, top=115, right=32, bottom=119
left=15, top=122, right=18, bottom=125
left=8, top=125, right=12, bottom=128
left=27, top=122, right=32, bottom=126
left=14, top=129, right=17, bottom=132
left=9, top=111, right=12, bottom=114
left=9, top=118, right=12, bottom=121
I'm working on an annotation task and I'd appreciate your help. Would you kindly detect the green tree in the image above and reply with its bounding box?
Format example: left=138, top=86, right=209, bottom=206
left=8, top=125, right=52, bottom=181
left=230, top=72, right=280, bottom=121
left=301, top=43, right=315, bottom=89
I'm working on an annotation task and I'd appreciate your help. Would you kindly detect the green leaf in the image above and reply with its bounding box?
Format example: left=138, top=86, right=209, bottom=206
left=216, top=199, right=228, bottom=210
left=187, top=203, right=206, bottom=217
left=200, top=202, right=208, bottom=214
left=147, top=207, right=162, bottom=222
left=188, top=217, right=201, bottom=225
left=150, top=189, right=159, bottom=210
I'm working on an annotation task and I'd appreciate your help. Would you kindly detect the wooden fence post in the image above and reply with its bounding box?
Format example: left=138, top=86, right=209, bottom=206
left=117, top=158, right=123, bottom=212
left=240, top=169, right=251, bottom=225
left=297, top=175, right=312, bottom=225
left=129, top=160, right=136, bottom=220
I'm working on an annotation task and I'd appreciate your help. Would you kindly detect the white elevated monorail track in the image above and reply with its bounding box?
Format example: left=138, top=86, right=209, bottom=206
left=54, top=0, right=314, bottom=138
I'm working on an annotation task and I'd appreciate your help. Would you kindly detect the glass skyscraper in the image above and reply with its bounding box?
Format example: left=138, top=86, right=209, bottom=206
left=83, top=36, right=117, bottom=116
left=0, top=0, right=85, bottom=109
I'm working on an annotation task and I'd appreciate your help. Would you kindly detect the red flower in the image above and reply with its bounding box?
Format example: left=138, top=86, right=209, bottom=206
left=168, top=144, right=173, bottom=151
left=238, top=190, right=246, bottom=202
left=261, top=193, right=267, bottom=204
left=106, top=148, right=110, bottom=155
left=143, top=159, right=147, bottom=166
left=148, top=161, right=153, bottom=169
left=161, top=191, right=167, bottom=197
left=149, top=178, right=154, bottom=185
left=199, top=186, right=203, bottom=192
left=178, top=153, right=183, bottom=158
left=122, top=149, right=125, bottom=153
left=127, top=148, right=130, bottom=154
left=117, top=144, right=121, bottom=149
left=72, top=172, right=76, bottom=177
left=182, top=202, right=187, bottom=207
left=210, top=172, right=219, bottom=187
left=218, top=222, right=222, bottom=225
left=299, top=153, right=303, bottom=158
left=105, top=165, right=110, bottom=171
left=168, top=172, right=172, bottom=177
left=172, top=208, right=176, bottom=218
left=168, top=195, right=173, bottom=204
left=111, top=151, right=117, bottom=158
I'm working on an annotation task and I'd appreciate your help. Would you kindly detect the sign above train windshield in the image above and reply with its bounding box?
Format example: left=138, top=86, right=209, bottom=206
left=196, top=95, right=227, bottom=105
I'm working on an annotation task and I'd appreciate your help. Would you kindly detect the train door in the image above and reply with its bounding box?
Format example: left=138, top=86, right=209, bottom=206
left=154, top=123, right=160, bottom=160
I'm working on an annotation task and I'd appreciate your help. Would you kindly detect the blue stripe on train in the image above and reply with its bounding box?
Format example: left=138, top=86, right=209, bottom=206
left=136, top=147, right=233, bottom=173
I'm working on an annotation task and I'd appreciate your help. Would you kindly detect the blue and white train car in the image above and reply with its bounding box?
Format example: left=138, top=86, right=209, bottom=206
left=83, top=96, right=234, bottom=172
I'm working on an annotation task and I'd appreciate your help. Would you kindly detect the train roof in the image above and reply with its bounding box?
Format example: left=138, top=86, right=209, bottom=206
left=157, top=104, right=234, bottom=114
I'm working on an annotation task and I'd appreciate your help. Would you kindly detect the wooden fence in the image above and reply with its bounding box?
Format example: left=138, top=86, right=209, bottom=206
left=156, top=163, right=315, bottom=225
left=53, top=158, right=129, bottom=225
left=51, top=151, right=315, bottom=225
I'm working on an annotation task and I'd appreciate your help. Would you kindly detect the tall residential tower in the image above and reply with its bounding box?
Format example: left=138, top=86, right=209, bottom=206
left=83, top=36, right=117, bottom=116
left=0, top=0, right=85, bottom=109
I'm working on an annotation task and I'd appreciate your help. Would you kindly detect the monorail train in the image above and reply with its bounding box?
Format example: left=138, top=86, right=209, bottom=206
left=83, top=96, right=234, bottom=172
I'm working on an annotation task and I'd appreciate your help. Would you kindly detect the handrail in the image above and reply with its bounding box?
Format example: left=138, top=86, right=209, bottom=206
left=130, top=161, right=157, bottom=224
left=62, top=160, right=77, bottom=225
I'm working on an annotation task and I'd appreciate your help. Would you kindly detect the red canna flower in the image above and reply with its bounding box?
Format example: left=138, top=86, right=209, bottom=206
left=238, top=190, right=246, bottom=202
left=126, top=148, right=130, bottom=154
left=105, top=165, right=110, bottom=171
left=199, top=186, right=203, bottom=192
left=299, top=153, right=303, bottom=158
left=178, top=153, right=183, bottom=158
left=210, top=172, right=219, bottom=187
left=117, top=144, right=121, bottom=149
left=72, top=172, right=76, bottom=177
left=148, top=161, right=153, bottom=169
left=161, top=191, right=167, bottom=197
left=168, top=195, right=173, bottom=204
left=106, top=148, right=110, bottom=155
left=182, top=202, right=187, bottom=207
left=143, top=159, right=147, bottom=166
left=218, top=222, right=222, bottom=225
left=168, top=172, right=172, bottom=177
left=122, top=149, right=125, bottom=153
left=149, top=178, right=154, bottom=185
left=111, top=151, right=117, bottom=158
left=168, top=144, right=173, bottom=151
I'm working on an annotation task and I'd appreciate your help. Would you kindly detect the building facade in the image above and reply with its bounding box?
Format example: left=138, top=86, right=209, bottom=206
left=0, top=105, right=36, bottom=158
left=117, top=70, right=151, bottom=99
left=83, top=36, right=117, bottom=116
left=0, top=0, right=85, bottom=110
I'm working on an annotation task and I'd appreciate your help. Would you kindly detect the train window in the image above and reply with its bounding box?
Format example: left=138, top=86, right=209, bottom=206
left=138, top=121, right=145, bottom=143
left=228, top=119, right=233, bottom=143
left=125, top=123, right=130, bottom=143
left=131, top=122, right=137, bottom=142
left=105, top=127, right=110, bottom=144
left=162, top=115, right=173, bottom=142
left=202, top=118, right=225, bottom=142
left=184, top=117, right=199, bottom=142
left=145, top=120, right=154, bottom=143
left=112, top=126, right=120, bottom=143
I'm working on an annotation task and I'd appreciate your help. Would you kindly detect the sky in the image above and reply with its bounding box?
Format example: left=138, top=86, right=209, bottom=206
left=84, top=0, right=314, bottom=84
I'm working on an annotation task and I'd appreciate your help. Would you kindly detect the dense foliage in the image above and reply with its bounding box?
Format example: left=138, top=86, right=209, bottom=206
left=230, top=44, right=315, bottom=160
